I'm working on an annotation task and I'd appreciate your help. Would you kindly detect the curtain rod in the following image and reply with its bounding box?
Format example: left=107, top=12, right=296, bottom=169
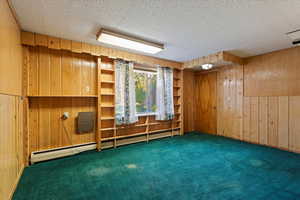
left=114, top=57, right=171, bottom=72
left=114, top=58, right=157, bottom=72
left=134, top=62, right=157, bottom=72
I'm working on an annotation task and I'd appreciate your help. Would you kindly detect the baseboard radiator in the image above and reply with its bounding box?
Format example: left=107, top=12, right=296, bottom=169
left=30, top=130, right=179, bottom=164
left=30, top=143, right=97, bottom=164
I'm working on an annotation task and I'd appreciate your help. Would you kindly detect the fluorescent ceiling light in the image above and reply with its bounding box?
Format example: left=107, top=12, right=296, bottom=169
left=97, top=29, right=164, bottom=54
left=201, top=63, right=213, bottom=70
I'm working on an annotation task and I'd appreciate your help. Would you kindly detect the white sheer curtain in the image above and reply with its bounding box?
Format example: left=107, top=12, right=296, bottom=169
left=155, top=66, right=174, bottom=120
left=115, top=60, right=138, bottom=125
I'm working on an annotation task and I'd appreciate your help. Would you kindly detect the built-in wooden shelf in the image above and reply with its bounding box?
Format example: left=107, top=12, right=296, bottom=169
left=101, top=81, right=114, bottom=84
left=101, top=127, right=115, bottom=131
left=117, top=124, right=147, bottom=129
left=148, top=122, right=159, bottom=126
left=101, top=132, right=148, bottom=141
left=101, top=68, right=114, bottom=73
left=101, top=117, right=115, bottom=120
left=101, top=93, right=115, bottom=96
left=149, top=128, right=173, bottom=134
left=96, top=57, right=183, bottom=151
left=101, top=105, right=115, bottom=108
left=101, top=127, right=180, bottom=142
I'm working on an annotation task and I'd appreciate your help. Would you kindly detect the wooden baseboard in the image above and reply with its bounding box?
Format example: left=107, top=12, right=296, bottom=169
left=9, top=164, right=24, bottom=200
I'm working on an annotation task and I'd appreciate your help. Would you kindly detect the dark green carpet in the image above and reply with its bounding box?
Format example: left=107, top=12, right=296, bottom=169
left=13, top=132, right=300, bottom=200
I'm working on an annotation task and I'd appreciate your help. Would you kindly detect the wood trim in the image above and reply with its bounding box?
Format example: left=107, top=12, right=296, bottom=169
left=183, top=51, right=244, bottom=69
left=21, top=31, right=182, bottom=69
left=8, top=165, right=24, bottom=200
left=6, top=0, right=21, bottom=28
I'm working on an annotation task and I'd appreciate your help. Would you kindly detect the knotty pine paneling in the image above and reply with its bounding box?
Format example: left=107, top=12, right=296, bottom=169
left=244, top=46, right=300, bottom=97
left=258, top=97, right=268, bottom=145
left=243, top=96, right=300, bottom=153
left=218, top=64, right=300, bottom=153
left=217, top=65, right=243, bottom=139
left=186, top=46, right=300, bottom=154
left=0, top=0, right=23, bottom=96
left=28, top=97, right=96, bottom=153
left=0, top=94, right=24, bottom=200
left=27, top=46, right=97, bottom=96
left=288, top=96, right=300, bottom=152
left=278, top=96, right=289, bottom=149
left=183, top=70, right=195, bottom=132
left=0, top=1, right=24, bottom=200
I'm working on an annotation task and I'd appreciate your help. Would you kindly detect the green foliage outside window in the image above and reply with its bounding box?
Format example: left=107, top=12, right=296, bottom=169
left=134, top=70, right=157, bottom=114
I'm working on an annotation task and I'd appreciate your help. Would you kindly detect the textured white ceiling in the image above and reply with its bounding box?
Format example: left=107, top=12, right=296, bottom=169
left=10, top=0, right=300, bottom=62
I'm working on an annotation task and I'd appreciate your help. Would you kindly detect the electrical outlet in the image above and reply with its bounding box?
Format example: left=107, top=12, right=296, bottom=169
left=62, top=112, right=69, bottom=120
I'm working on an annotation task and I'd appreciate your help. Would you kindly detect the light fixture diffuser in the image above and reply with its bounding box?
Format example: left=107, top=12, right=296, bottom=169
left=201, top=63, right=213, bottom=70
left=97, top=29, right=164, bottom=54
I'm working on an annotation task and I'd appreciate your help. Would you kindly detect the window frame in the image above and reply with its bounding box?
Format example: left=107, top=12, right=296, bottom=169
left=134, top=68, right=157, bottom=117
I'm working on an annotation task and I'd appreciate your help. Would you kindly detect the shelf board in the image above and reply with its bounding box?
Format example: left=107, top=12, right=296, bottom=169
left=101, top=105, right=115, bottom=108
left=116, top=123, right=147, bottom=129
left=149, top=128, right=172, bottom=134
left=28, top=95, right=98, bottom=97
left=101, top=117, right=115, bottom=120
left=101, top=68, right=114, bottom=73
left=101, top=136, right=115, bottom=141
left=117, top=132, right=147, bottom=139
left=174, top=77, right=180, bottom=80
left=173, top=86, right=181, bottom=88
left=101, top=93, right=115, bottom=96
left=101, top=132, right=148, bottom=141
left=101, top=127, right=115, bottom=131
left=101, top=81, right=114, bottom=84
left=136, top=124, right=147, bottom=127
left=148, top=122, right=160, bottom=126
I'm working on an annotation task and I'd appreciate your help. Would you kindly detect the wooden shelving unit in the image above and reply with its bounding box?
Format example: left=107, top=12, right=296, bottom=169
left=96, top=56, right=184, bottom=151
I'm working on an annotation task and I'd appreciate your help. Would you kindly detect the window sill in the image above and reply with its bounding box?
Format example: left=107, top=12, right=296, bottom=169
left=136, top=113, right=157, bottom=117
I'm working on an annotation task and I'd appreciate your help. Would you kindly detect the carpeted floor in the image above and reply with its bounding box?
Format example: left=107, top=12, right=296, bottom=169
left=13, top=132, right=300, bottom=200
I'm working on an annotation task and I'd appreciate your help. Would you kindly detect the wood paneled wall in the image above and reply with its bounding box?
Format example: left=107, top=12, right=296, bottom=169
left=243, top=96, right=300, bottom=152
left=217, top=65, right=243, bottom=139
left=26, top=47, right=97, bottom=96
left=191, top=59, right=300, bottom=154
left=183, top=70, right=195, bottom=132
left=0, top=0, right=22, bottom=96
left=244, top=46, right=300, bottom=97
left=0, top=95, right=24, bottom=200
left=28, top=97, right=96, bottom=152
left=0, top=1, right=24, bottom=200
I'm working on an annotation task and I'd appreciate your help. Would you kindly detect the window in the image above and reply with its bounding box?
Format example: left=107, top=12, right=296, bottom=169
left=134, top=69, right=157, bottom=115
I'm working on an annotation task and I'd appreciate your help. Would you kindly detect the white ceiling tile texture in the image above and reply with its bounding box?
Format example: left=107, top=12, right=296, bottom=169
left=11, top=0, right=300, bottom=61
